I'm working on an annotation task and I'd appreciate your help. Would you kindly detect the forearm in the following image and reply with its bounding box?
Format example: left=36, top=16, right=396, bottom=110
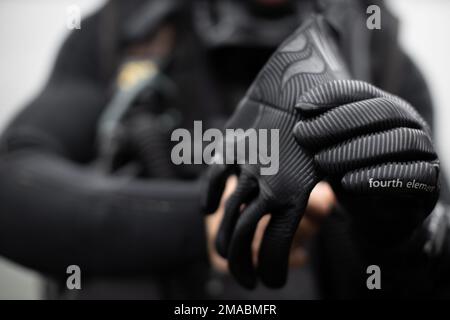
left=0, top=150, right=207, bottom=277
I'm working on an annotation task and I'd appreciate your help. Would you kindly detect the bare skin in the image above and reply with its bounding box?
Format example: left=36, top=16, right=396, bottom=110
left=206, top=176, right=337, bottom=273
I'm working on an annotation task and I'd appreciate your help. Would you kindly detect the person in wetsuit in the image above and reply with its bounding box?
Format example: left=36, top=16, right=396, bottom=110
left=0, top=0, right=450, bottom=299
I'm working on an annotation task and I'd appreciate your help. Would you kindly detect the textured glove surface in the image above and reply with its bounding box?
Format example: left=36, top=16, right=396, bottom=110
left=203, top=16, right=350, bottom=288
left=294, top=80, right=440, bottom=245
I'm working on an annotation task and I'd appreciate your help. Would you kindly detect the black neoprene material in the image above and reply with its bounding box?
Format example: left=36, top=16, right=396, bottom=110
left=0, top=0, right=445, bottom=297
left=0, top=150, right=205, bottom=276
left=0, top=10, right=207, bottom=277
left=203, top=16, right=350, bottom=288
left=204, top=15, right=440, bottom=289
left=294, top=79, right=440, bottom=248
left=294, top=80, right=439, bottom=196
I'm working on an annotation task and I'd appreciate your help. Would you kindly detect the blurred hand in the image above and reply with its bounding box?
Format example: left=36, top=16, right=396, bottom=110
left=205, top=177, right=336, bottom=273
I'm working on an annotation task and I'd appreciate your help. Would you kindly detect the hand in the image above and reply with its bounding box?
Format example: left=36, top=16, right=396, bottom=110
left=253, top=181, right=336, bottom=268
left=294, top=79, right=440, bottom=245
left=206, top=177, right=336, bottom=273
left=203, top=16, right=349, bottom=288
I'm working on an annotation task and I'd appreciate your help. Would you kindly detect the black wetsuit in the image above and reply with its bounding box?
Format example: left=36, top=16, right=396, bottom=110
left=0, top=0, right=448, bottom=299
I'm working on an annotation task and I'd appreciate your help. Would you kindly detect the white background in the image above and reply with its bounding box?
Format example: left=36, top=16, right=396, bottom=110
left=0, top=0, right=448, bottom=299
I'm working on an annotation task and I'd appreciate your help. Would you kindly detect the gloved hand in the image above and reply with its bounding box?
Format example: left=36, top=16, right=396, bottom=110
left=294, top=79, right=440, bottom=246
left=203, top=16, right=349, bottom=288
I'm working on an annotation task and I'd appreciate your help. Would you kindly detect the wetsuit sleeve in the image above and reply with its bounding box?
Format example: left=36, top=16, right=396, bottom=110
left=0, top=11, right=207, bottom=277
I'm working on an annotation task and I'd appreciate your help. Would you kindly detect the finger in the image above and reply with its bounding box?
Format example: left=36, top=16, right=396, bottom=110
left=206, top=176, right=238, bottom=245
left=252, top=215, right=271, bottom=268
left=304, top=181, right=336, bottom=221
left=295, top=80, right=385, bottom=114
left=316, top=127, right=437, bottom=175
left=294, top=182, right=336, bottom=246
left=296, top=79, right=431, bottom=137
left=216, top=174, right=258, bottom=258
left=203, top=163, right=233, bottom=214
left=257, top=206, right=304, bottom=288
left=341, top=161, right=440, bottom=195
left=228, top=196, right=267, bottom=289
left=294, top=97, right=422, bottom=150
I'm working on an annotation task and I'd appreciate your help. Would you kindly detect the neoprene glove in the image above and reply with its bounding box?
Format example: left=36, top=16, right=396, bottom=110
left=294, top=80, right=440, bottom=246
left=203, top=16, right=349, bottom=288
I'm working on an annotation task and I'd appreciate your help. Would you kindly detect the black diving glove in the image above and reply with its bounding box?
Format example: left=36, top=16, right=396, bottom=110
left=294, top=80, right=440, bottom=246
left=203, top=16, right=349, bottom=288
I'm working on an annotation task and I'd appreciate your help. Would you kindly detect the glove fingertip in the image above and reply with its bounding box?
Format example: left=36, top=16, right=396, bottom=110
left=259, top=269, right=287, bottom=289
left=295, top=101, right=319, bottom=112
left=292, top=122, right=312, bottom=147
left=229, top=264, right=258, bottom=290
left=292, top=122, right=303, bottom=139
